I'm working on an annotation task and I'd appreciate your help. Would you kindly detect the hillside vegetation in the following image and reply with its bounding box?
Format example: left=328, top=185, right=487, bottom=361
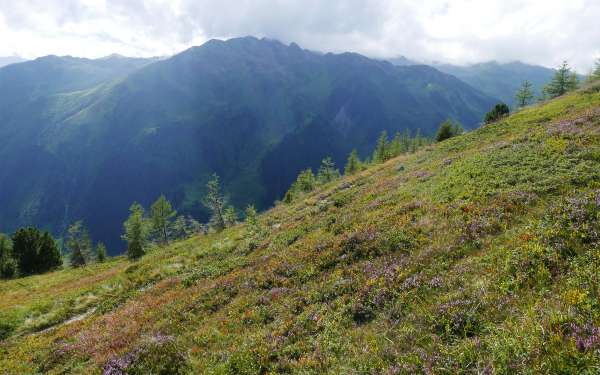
left=1, top=83, right=600, bottom=374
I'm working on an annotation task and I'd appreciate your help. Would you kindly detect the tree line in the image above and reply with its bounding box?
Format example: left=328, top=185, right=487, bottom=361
left=484, top=59, right=600, bottom=126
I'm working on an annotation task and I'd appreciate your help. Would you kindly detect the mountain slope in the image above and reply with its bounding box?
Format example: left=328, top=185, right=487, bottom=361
left=0, top=37, right=497, bottom=251
left=432, top=61, right=555, bottom=107
left=1, top=83, right=599, bottom=373
left=0, top=56, right=26, bottom=68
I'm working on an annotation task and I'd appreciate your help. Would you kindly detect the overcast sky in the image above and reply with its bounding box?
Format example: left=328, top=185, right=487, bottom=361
left=0, top=0, right=598, bottom=72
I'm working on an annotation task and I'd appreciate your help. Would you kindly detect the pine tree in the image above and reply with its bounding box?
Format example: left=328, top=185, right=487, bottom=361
left=11, top=228, right=40, bottom=275
left=11, top=228, right=61, bottom=275
left=171, top=215, right=188, bottom=240
left=295, top=169, right=316, bottom=192
left=543, top=61, right=579, bottom=98
left=245, top=205, right=261, bottom=235
left=283, top=169, right=316, bottom=203
left=66, top=221, right=91, bottom=267
left=122, top=202, right=150, bottom=260
left=150, top=195, right=176, bottom=245
left=389, top=132, right=402, bottom=157
left=372, top=130, right=389, bottom=163
left=344, top=149, right=361, bottom=175
left=223, top=206, right=238, bottom=228
left=96, top=243, right=107, bottom=263
left=515, top=80, right=534, bottom=108
left=204, top=174, right=226, bottom=232
left=0, top=234, right=17, bottom=279
left=37, top=232, right=62, bottom=273
left=317, top=157, right=340, bottom=184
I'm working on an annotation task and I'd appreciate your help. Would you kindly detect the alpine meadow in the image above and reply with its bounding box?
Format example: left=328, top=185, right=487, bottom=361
left=1, top=1, right=600, bottom=374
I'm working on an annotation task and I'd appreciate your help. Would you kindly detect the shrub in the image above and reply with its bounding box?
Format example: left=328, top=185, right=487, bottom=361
left=484, top=103, right=510, bottom=124
left=436, top=120, right=463, bottom=142
left=432, top=297, right=483, bottom=339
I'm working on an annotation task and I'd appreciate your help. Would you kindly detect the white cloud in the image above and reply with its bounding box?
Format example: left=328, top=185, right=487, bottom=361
left=0, top=0, right=598, bottom=71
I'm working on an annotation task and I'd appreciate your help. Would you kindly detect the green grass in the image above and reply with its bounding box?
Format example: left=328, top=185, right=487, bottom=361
left=1, top=84, right=600, bottom=374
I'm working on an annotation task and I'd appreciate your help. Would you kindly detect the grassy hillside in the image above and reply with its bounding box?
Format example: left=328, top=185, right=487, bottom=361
left=1, top=84, right=600, bottom=374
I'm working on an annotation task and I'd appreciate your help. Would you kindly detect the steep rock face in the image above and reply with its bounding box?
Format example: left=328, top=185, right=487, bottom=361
left=0, top=37, right=496, bottom=251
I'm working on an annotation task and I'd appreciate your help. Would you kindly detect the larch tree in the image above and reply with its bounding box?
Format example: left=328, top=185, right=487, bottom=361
left=66, top=221, right=92, bottom=267
left=515, top=80, right=534, bottom=108
left=245, top=205, right=261, bottom=236
left=344, top=149, right=361, bottom=175
left=223, top=206, right=238, bottom=228
left=317, top=156, right=340, bottom=184
left=204, top=174, right=226, bottom=232
left=543, top=61, right=579, bottom=98
left=96, top=243, right=107, bottom=263
left=150, top=194, right=176, bottom=245
left=0, top=234, right=17, bottom=279
left=123, top=202, right=150, bottom=260
left=373, top=130, right=389, bottom=163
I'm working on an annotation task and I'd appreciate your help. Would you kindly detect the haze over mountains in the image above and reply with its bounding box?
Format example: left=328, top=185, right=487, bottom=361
left=385, top=57, right=556, bottom=107
left=0, top=36, right=556, bottom=252
left=0, top=56, right=26, bottom=68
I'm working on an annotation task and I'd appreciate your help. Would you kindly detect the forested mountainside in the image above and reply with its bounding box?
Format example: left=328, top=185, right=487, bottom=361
left=1, top=82, right=599, bottom=373
left=0, top=36, right=496, bottom=251
left=431, top=61, right=555, bottom=107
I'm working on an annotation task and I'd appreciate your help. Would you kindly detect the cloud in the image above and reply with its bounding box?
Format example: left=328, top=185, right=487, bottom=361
left=0, top=0, right=598, bottom=71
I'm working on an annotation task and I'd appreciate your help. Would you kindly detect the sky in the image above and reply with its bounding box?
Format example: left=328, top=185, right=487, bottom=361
left=0, top=0, right=598, bottom=72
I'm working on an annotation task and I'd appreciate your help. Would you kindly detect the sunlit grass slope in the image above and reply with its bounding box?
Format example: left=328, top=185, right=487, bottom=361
left=2, top=83, right=600, bottom=374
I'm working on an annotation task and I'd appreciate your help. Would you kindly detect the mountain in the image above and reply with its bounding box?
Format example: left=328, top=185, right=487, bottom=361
left=431, top=61, right=555, bottom=107
left=386, top=55, right=418, bottom=66
left=2, top=83, right=600, bottom=373
left=0, top=56, right=26, bottom=68
left=0, top=37, right=496, bottom=251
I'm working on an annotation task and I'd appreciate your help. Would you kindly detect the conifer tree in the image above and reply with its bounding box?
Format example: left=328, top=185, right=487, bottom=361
left=515, top=80, right=534, bottom=107
left=543, top=61, right=578, bottom=98
left=37, top=231, right=62, bottom=273
left=11, top=228, right=39, bottom=275
left=171, top=215, right=188, bottom=240
left=0, top=234, right=17, bottom=279
left=245, top=205, right=260, bottom=235
left=96, top=243, right=107, bottom=263
left=344, top=149, right=361, bottom=175
left=66, top=221, right=91, bottom=267
left=11, top=227, right=61, bottom=275
left=389, top=132, right=402, bottom=157
left=283, top=169, right=317, bottom=203
left=373, top=130, right=389, bottom=163
left=317, top=157, right=340, bottom=184
left=294, top=169, right=317, bottom=192
left=223, top=206, right=238, bottom=228
left=150, top=195, right=176, bottom=245
left=204, top=174, right=226, bottom=232
left=123, top=202, right=150, bottom=260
